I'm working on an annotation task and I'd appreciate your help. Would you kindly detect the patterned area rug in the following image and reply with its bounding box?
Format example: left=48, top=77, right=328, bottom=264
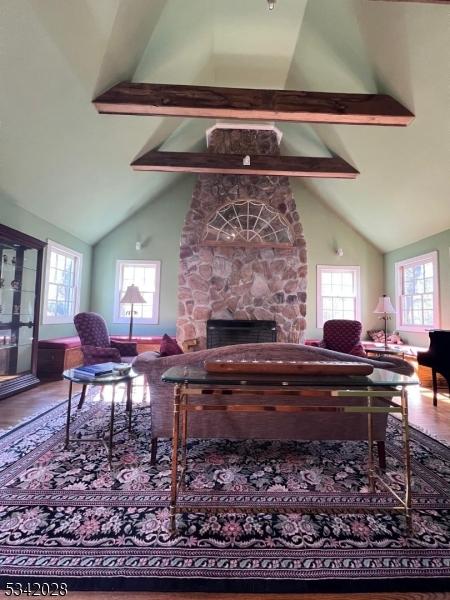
left=0, top=393, right=449, bottom=593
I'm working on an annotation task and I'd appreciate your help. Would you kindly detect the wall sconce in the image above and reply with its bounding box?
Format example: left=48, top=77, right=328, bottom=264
left=335, top=247, right=344, bottom=257
left=267, top=0, right=276, bottom=9
left=135, top=241, right=142, bottom=252
left=243, top=155, right=251, bottom=166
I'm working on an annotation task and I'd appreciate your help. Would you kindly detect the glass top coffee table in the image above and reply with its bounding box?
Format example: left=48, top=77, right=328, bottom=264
left=63, top=367, right=140, bottom=467
left=162, top=365, right=419, bottom=532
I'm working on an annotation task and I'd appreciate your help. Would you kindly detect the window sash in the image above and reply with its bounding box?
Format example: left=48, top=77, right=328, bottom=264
left=42, top=241, right=82, bottom=324
left=113, top=260, right=161, bottom=325
left=317, top=266, right=361, bottom=328
left=395, top=251, right=439, bottom=331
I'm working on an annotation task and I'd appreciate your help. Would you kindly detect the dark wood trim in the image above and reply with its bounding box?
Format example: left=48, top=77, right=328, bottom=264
left=31, top=247, right=44, bottom=377
left=94, top=82, right=414, bottom=126
left=0, top=224, right=46, bottom=249
left=132, top=151, right=359, bottom=178
left=370, top=0, right=450, bottom=4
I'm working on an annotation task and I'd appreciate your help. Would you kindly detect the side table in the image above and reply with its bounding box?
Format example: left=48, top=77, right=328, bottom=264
left=62, top=368, right=139, bottom=466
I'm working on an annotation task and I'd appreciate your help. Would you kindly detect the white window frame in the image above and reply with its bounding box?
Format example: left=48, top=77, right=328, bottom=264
left=395, top=250, right=440, bottom=332
left=316, top=265, right=361, bottom=328
left=42, top=240, right=83, bottom=325
left=113, top=259, right=161, bottom=325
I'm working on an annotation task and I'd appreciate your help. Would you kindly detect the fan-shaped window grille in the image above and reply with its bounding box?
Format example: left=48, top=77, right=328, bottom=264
left=202, top=200, right=293, bottom=248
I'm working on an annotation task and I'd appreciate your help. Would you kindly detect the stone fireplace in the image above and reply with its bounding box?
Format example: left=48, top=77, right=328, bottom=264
left=177, top=126, right=307, bottom=349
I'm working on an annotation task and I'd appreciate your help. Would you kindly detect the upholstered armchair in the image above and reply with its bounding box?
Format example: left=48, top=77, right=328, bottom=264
left=74, top=312, right=138, bottom=366
left=319, top=319, right=366, bottom=357
left=73, top=312, right=138, bottom=408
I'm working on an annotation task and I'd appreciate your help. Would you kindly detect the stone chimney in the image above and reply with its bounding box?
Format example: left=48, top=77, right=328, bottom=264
left=177, top=126, right=307, bottom=349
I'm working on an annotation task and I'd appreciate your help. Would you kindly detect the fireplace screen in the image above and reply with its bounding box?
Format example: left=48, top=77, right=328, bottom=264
left=202, top=200, right=293, bottom=247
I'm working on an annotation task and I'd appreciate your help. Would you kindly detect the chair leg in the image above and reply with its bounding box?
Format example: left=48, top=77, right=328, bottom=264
left=150, top=437, right=158, bottom=465
left=77, top=384, right=87, bottom=410
left=377, top=441, right=386, bottom=470
left=432, top=368, right=438, bottom=407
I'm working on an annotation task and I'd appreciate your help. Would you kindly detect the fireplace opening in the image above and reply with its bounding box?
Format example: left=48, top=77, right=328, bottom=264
left=207, top=319, right=277, bottom=349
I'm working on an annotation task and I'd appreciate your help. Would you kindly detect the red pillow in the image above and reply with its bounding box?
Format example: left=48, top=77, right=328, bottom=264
left=160, top=334, right=183, bottom=357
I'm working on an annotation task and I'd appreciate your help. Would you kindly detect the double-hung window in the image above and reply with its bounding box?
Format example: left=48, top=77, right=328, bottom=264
left=395, top=251, right=439, bottom=331
left=42, top=240, right=82, bottom=324
left=114, top=260, right=161, bottom=325
left=317, top=265, right=361, bottom=327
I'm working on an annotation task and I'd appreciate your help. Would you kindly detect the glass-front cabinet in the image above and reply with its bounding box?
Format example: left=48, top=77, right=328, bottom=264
left=0, top=224, right=45, bottom=399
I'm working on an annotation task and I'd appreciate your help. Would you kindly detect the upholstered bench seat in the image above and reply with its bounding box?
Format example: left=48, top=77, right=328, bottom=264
left=38, top=336, right=81, bottom=350
left=37, top=336, right=83, bottom=378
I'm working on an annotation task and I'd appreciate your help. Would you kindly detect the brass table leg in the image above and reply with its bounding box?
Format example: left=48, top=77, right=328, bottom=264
left=180, top=391, right=188, bottom=491
left=64, top=380, right=73, bottom=449
left=367, top=396, right=375, bottom=492
left=170, top=384, right=182, bottom=532
left=401, top=387, right=413, bottom=530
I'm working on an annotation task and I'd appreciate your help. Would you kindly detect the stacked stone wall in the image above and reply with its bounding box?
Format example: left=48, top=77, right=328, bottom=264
left=177, top=128, right=307, bottom=349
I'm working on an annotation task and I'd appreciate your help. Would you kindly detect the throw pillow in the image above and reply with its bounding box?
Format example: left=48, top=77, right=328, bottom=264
left=367, top=329, right=386, bottom=343
left=160, top=333, right=184, bottom=357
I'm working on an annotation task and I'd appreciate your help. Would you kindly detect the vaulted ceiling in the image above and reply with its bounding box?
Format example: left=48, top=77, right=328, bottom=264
left=1, top=0, right=448, bottom=251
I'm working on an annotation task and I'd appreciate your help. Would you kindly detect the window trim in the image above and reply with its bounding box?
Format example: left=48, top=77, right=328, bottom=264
left=42, top=240, right=83, bottom=325
left=113, top=259, right=161, bottom=325
left=316, top=265, right=361, bottom=328
left=395, top=250, right=440, bottom=332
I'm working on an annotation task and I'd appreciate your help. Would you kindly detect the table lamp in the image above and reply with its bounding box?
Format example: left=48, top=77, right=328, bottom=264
left=120, top=284, right=146, bottom=340
left=373, top=294, right=396, bottom=350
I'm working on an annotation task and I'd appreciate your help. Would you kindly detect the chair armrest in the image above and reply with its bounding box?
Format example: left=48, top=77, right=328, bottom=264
left=110, top=340, right=138, bottom=357
left=81, top=345, right=121, bottom=365
left=349, top=343, right=367, bottom=357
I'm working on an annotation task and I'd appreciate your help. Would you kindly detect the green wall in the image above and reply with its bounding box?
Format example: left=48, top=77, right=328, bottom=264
left=91, top=176, right=383, bottom=340
left=91, top=177, right=192, bottom=336
left=294, top=182, right=383, bottom=340
left=1, top=194, right=92, bottom=339
left=384, top=228, right=450, bottom=347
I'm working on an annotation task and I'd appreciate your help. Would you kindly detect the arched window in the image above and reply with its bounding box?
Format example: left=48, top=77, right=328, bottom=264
left=202, top=200, right=293, bottom=248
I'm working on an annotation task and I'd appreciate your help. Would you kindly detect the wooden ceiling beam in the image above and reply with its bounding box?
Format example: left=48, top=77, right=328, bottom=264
left=94, top=82, right=414, bottom=126
left=131, top=151, right=359, bottom=179
left=369, top=0, right=449, bottom=4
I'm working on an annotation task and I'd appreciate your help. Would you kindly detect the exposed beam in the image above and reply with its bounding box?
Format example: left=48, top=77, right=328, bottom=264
left=131, top=151, right=359, bottom=179
left=94, top=82, right=414, bottom=126
left=370, top=0, right=449, bottom=4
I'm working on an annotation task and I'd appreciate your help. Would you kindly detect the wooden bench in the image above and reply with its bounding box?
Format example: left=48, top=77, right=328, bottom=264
left=37, top=335, right=165, bottom=379
left=109, top=336, right=163, bottom=354
left=37, top=336, right=83, bottom=379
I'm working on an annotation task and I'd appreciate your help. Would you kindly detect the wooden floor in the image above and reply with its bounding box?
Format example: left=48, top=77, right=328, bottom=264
left=0, top=380, right=449, bottom=600
left=1, top=378, right=449, bottom=442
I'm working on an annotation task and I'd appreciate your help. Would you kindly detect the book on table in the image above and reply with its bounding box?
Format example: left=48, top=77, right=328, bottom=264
left=72, top=362, right=118, bottom=378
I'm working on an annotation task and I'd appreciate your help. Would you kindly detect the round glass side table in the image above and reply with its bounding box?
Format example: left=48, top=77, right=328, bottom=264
left=62, top=367, right=140, bottom=467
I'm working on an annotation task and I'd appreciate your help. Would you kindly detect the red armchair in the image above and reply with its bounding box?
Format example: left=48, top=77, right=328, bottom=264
left=319, top=319, right=366, bottom=357
left=74, top=312, right=138, bottom=366
left=73, top=312, right=138, bottom=408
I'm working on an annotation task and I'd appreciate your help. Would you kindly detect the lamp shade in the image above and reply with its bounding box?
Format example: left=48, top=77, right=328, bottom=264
left=120, top=284, right=146, bottom=305
left=374, top=294, right=395, bottom=314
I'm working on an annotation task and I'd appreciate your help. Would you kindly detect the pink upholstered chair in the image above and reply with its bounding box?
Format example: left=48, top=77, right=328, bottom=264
left=74, top=312, right=138, bottom=365
left=73, top=312, right=138, bottom=407
left=319, top=319, right=367, bottom=357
